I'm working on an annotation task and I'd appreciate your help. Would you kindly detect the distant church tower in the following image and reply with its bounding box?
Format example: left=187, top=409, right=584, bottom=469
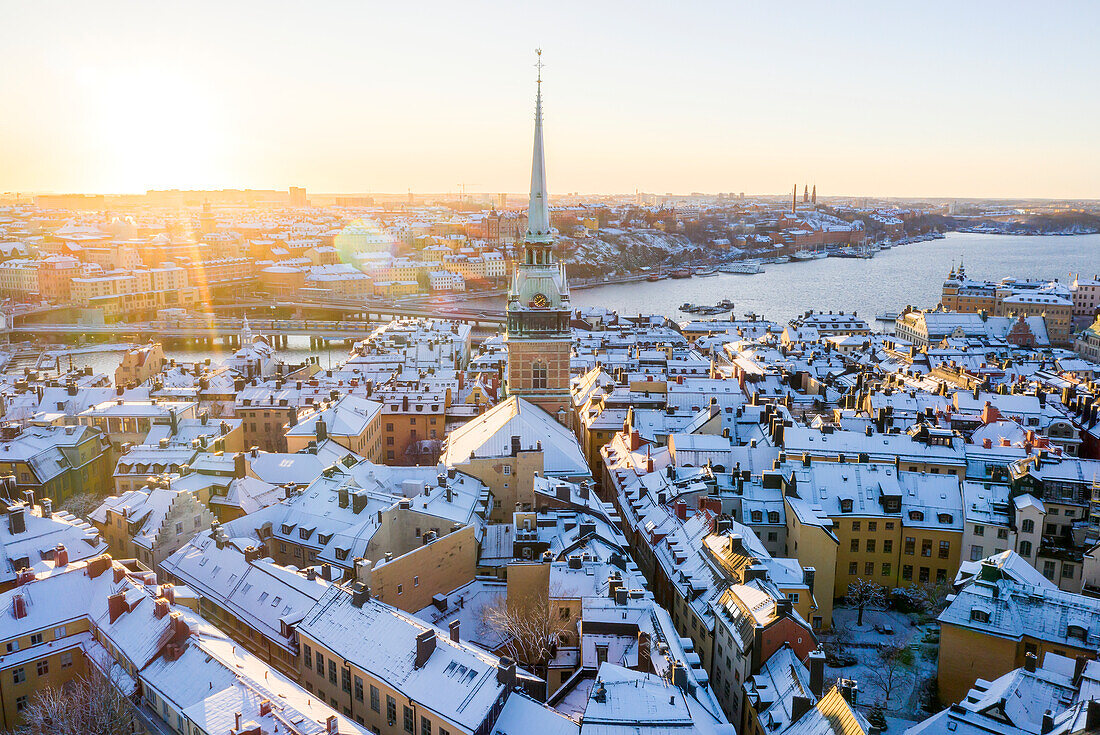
left=506, top=51, right=572, bottom=423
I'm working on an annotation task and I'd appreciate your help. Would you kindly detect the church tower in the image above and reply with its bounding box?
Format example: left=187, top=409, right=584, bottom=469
left=506, top=51, right=572, bottom=423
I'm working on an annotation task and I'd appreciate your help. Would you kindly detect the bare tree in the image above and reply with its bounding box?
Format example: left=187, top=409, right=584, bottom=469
left=847, top=578, right=885, bottom=627
left=59, top=492, right=103, bottom=521
left=479, top=586, right=573, bottom=674
left=10, top=667, right=134, bottom=735
left=823, top=624, right=853, bottom=665
left=867, top=642, right=912, bottom=707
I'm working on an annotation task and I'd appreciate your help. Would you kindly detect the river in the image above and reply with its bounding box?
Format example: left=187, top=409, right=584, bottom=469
left=21, top=232, right=1100, bottom=377
left=569, top=232, right=1100, bottom=326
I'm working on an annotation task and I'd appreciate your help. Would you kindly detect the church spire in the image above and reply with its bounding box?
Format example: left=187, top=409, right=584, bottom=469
left=525, top=49, right=552, bottom=244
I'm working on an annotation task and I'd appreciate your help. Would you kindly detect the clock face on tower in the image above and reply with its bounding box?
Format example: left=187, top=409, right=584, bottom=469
left=529, top=292, right=550, bottom=309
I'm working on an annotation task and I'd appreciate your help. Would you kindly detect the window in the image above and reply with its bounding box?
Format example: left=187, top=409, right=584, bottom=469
left=328, top=659, right=337, bottom=685
left=867, top=521, right=877, bottom=532
left=36, top=660, right=48, bottom=676
left=904, top=537, right=915, bottom=555
left=866, top=539, right=876, bottom=553
left=397, top=584, right=403, bottom=595
left=354, top=675, right=363, bottom=702
left=316, top=651, right=324, bottom=676
left=848, top=562, right=857, bottom=575
left=919, top=567, right=930, bottom=583
left=850, top=538, right=859, bottom=553
left=1046, top=524, right=1059, bottom=535
left=596, top=644, right=609, bottom=665
left=422, top=716, right=433, bottom=735
left=414, top=576, right=419, bottom=587
left=29, top=633, right=42, bottom=645
left=54, top=626, right=66, bottom=638
left=1021, top=519, right=1035, bottom=534
left=840, top=499, right=853, bottom=513
left=532, top=362, right=548, bottom=390
left=503, top=465, right=511, bottom=476
left=852, top=521, right=861, bottom=531
left=973, top=525, right=984, bottom=536
left=404, top=705, right=415, bottom=733
left=1063, top=564, right=1075, bottom=579
left=1019, top=540, right=1033, bottom=557
left=304, top=644, right=312, bottom=668
left=997, top=528, right=1008, bottom=540
left=371, top=685, right=380, bottom=713
left=865, top=562, right=874, bottom=576
left=341, top=667, right=351, bottom=693
left=387, top=696, right=397, bottom=724
left=936, top=568, right=947, bottom=583
left=788, top=593, right=800, bottom=604
left=902, top=565, right=913, bottom=581
left=175, top=522, right=183, bottom=535
left=1043, top=561, right=1056, bottom=579
left=921, top=540, right=932, bottom=557
left=883, top=540, right=893, bottom=554
left=559, top=607, right=570, bottom=620
left=971, top=545, right=984, bottom=561
left=15, top=696, right=27, bottom=712
left=882, top=563, right=891, bottom=576
left=60, top=651, right=73, bottom=669
left=885, top=521, right=895, bottom=530
left=13, top=667, right=25, bottom=684
left=938, top=540, right=950, bottom=559
left=970, top=609, right=990, bottom=623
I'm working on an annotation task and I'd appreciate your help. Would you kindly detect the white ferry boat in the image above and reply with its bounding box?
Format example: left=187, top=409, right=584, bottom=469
left=719, top=262, right=765, bottom=274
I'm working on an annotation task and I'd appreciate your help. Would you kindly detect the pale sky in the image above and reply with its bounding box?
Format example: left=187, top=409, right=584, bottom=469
left=2, top=1, right=1098, bottom=199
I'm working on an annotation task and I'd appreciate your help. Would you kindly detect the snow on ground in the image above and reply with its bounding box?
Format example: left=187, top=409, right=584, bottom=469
left=823, top=606, right=939, bottom=725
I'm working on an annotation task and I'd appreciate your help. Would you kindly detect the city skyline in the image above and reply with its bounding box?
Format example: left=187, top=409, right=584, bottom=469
left=2, top=1, right=1098, bottom=199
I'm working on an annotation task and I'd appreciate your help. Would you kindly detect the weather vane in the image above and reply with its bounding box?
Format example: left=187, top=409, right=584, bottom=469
left=535, top=48, right=544, bottom=84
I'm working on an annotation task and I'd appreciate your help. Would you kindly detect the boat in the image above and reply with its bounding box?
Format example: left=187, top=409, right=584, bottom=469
left=772, top=256, right=790, bottom=264
left=716, top=298, right=734, bottom=309
left=719, top=262, right=764, bottom=274
left=695, top=268, right=718, bottom=277
left=670, top=268, right=692, bottom=279
left=875, top=311, right=900, bottom=321
left=791, top=250, right=815, bottom=261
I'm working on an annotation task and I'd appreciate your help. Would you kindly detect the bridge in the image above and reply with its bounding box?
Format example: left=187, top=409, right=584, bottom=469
left=7, top=315, right=505, bottom=349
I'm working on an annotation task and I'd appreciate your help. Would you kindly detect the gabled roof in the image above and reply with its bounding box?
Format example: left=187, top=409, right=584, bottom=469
left=441, top=396, right=589, bottom=477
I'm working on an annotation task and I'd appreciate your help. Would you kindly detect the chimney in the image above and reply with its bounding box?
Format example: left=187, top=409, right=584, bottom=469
left=809, top=649, right=825, bottom=697
left=1041, top=710, right=1054, bottom=734
left=791, top=695, right=812, bottom=723
left=1024, top=652, right=1037, bottom=672
left=316, top=418, right=328, bottom=443
left=496, top=656, right=517, bottom=688
left=108, top=591, right=127, bottom=623
left=54, top=544, right=68, bottom=568
left=12, top=593, right=27, bottom=619
left=41, top=498, right=52, bottom=518
left=414, top=630, right=436, bottom=669
left=234, top=452, right=246, bottom=479
left=450, top=619, right=461, bottom=643
left=7, top=506, right=26, bottom=535
left=615, top=587, right=628, bottom=605
left=154, top=597, right=169, bottom=619
left=350, top=581, right=371, bottom=607
left=326, top=715, right=339, bottom=734
left=87, top=555, right=111, bottom=579
left=511, top=435, right=521, bottom=456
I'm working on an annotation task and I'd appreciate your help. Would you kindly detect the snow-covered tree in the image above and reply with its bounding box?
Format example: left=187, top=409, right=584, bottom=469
left=10, top=668, right=133, bottom=735
left=847, top=578, right=885, bottom=626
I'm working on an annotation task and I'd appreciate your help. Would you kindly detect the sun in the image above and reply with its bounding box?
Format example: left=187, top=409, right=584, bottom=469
left=79, top=67, right=229, bottom=192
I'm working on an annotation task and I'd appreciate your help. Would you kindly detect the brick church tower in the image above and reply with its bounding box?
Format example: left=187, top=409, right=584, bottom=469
left=505, top=51, right=572, bottom=424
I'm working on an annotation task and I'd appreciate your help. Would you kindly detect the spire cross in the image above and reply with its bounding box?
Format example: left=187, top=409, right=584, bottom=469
left=535, top=49, right=544, bottom=85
